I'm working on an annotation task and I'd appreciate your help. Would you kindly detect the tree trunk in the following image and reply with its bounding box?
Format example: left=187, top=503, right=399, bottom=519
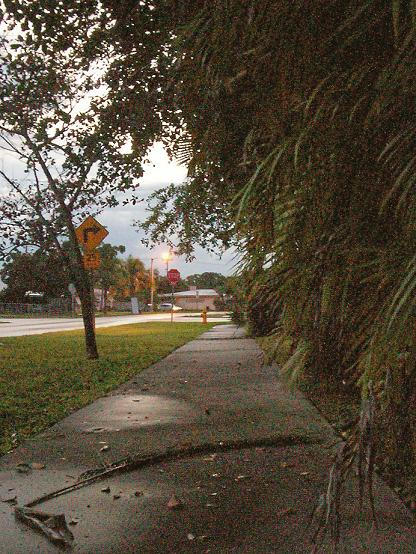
left=78, top=275, right=98, bottom=359
left=21, top=134, right=99, bottom=359
left=103, top=288, right=108, bottom=315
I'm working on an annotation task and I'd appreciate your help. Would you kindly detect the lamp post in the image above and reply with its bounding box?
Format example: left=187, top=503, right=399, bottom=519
left=161, top=249, right=173, bottom=276
left=150, top=258, right=155, bottom=312
left=162, top=249, right=174, bottom=322
left=149, top=250, right=173, bottom=313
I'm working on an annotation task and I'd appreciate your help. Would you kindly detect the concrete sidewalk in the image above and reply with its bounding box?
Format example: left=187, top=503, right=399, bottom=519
left=0, top=324, right=415, bottom=552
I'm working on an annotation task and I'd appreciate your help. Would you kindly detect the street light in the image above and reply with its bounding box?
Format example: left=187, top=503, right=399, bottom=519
left=161, top=249, right=174, bottom=322
left=150, top=250, right=173, bottom=312
left=161, top=249, right=173, bottom=275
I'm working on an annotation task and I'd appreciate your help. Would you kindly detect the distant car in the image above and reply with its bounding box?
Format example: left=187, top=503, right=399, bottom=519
left=159, top=303, right=183, bottom=311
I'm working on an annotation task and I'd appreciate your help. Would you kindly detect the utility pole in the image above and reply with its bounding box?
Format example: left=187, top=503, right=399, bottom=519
left=150, top=257, right=154, bottom=311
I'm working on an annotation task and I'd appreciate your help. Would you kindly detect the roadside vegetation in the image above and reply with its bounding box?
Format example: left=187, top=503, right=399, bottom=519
left=0, top=322, right=216, bottom=456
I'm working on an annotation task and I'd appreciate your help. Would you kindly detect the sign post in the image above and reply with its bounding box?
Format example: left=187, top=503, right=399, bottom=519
left=75, top=216, right=109, bottom=329
left=68, top=283, right=76, bottom=316
left=167, top=269, right=181, bottom=323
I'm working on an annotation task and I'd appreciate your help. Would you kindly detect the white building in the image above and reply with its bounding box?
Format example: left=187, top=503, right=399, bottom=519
left=161, top=289, right=220, bottom=311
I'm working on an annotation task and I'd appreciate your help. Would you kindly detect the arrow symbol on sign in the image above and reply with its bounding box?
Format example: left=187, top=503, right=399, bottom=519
left=83, top=225, right=101, bottom=244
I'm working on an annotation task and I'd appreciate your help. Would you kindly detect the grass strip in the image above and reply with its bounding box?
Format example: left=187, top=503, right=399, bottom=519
left=0, top=321, right=216, bottom=456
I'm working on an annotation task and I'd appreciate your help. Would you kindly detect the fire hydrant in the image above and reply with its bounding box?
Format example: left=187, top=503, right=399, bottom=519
left=201, top=308, right=208, bottom=324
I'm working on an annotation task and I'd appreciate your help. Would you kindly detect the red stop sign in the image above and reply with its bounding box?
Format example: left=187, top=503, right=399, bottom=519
left=167, top=268, right=181, bottom=285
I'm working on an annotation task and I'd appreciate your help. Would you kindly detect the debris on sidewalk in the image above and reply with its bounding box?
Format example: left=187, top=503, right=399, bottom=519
left=1, top=494, right=17, bottom=505
left=15, top=463, right=31, bottom=474
left=14, top=507, right=74, bottom=548
left=167, top=494, right=184, bottom=509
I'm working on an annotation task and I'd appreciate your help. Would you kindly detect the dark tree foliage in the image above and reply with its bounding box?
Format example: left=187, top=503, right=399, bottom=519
left=185, top=272, right=226, bottom=291
left=0, top=250, right=70, bottom=302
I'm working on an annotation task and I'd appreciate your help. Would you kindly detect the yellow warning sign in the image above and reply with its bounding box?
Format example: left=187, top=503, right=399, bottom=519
left=75, top=216, right=108, bottom=251
left=83, top=249, right=100, bottom=270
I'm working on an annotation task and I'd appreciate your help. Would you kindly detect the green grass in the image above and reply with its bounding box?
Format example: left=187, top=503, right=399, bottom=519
left=0, top=321, right=216, bottom=456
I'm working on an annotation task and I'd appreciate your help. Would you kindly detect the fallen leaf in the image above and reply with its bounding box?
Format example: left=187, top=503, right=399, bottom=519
left=31, top=463, right=45, bottom=470
left=15, top=507, right=74, bottom=547
left=167, top=494, right=183, bottom=509
left=15, top=463, right=31, bottom=474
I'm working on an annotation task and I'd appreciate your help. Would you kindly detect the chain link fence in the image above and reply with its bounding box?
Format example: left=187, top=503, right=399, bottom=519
left=0, top=298, right=72, bottom=316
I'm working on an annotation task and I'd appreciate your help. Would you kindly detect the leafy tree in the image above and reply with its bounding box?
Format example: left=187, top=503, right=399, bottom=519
left=0, top=11, right=145, bottom=357
left=95, top=243, right=125, bottom=313
left=0, top=249, right=70, bottom=303
left=111, top=256, right=148, bottom=300
left=185, top=272, right=226, bottom=291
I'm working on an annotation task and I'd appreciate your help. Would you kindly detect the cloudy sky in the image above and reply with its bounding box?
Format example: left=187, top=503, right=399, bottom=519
left=1, top=142, right=237, bottom=280
left=99, top=143, right=238, bottom=277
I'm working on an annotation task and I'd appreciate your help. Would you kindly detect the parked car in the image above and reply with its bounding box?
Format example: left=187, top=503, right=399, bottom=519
left=159, top=303, right=183, bottom=311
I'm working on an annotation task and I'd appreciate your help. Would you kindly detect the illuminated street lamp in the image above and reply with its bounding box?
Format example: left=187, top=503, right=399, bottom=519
left=149, top=249, right=173, bottom=312
left=161, top=249, right=173, bottom=275
left=162, top=249, right=175, bottom=322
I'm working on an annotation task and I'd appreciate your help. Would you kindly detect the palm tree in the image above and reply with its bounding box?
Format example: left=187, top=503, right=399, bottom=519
left=134, top=2, right=416, bottom=546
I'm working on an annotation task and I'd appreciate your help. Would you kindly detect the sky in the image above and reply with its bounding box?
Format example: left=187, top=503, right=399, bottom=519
left=0, top=142, right=237, bottom=283
left=90, top=143, right=237, bottom=278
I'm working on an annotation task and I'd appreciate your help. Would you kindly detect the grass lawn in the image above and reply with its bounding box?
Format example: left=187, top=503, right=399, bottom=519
left=0, top=321, right=217, bottom=456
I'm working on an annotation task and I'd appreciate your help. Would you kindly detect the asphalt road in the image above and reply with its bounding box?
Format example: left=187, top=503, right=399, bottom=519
left=0, top=312, right=229, bottom=337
